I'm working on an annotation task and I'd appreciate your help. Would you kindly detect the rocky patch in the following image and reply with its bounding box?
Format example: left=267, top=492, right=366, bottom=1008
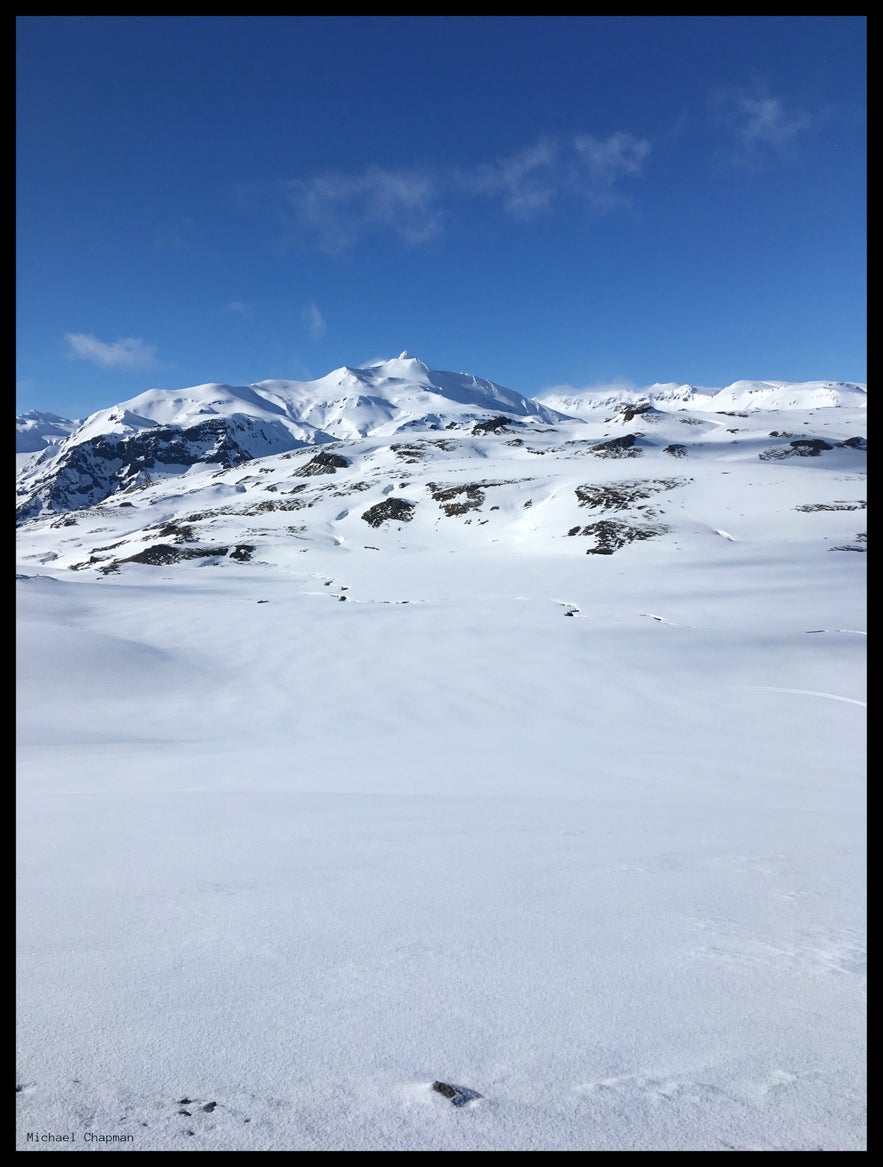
left=759, top=438, right=835, bottom=461
left=292, top=450, right=351, bottom=476
left=795, top=500, right=866, bottom=512
left=148, top=521, right=198, bottom=543
left=361, top=498, right=416, bottom=527
left=831, top=531, right=866, bottom=552
left=427, top=480, right=516, bottom=516
left=574, top=519, right=670, bottom=555
left=575, top=478, right=684, bottom=513
left=100, top=543, right=231, bottom=570
left=332, top=480, right=372, bottom=495
left=664, top=444, right=688, bottom=458
left=238, top=496, right=308, bottom=515
left=431, top=1081, right=482, bottom=1107
left=390, top=442, right=428, bottom=463
left=229, top=545, right=255, bottom=562
left=472, top=416, right=520, bottom=435
left=790, top=438, right=834, bottom=455
left=428, top=483, right=486, bottom=516
left=606, top=401, right=660, bottom=424
left=590, top=434, right=642, bottom=458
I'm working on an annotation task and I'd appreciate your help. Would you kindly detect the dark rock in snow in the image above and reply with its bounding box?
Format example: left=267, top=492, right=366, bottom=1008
left=361, top=498, right=416, bottom=527
left=103, top=543, right=230, bottom=569
left=664, top=444, right=687, bottom=458
left=292, top=449, right=351, bottom=476
left=590, top=434, right=641, bottom=458
left=472, top=415, right=519, bottom=435
left=229, top=544, right=255, bottom=562
left=579, top=519, right=669, bottom=555
left=607, top=401, right=656, bottom=424
left=431, top=1080, right=482, bottom=1107
left=429, top=482, right=486, bottom=516
left=789, top=438, right=834, bottom=456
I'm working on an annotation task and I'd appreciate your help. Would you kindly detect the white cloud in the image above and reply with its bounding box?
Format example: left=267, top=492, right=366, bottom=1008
left=572, top=132, right=652, bottom=209
left=466, top=139, right=560, bottom=219
left=282, top=166, right=443, bottom=252
left=303, top=302, right=326, bottom=340
left=711, top=86, right=814, bottom=167
left=739, top=96, right=812, bottom=149
left=461, top=132, right=651, bottom=218
left=224, top=300, right=255, bottom=318
left=65, top=333, right=157, bottom=370
left=270, top=131, right=651, bottom=250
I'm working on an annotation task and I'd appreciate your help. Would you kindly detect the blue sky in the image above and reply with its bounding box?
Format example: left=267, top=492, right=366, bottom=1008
left=17, top=15, right=866, bottom=420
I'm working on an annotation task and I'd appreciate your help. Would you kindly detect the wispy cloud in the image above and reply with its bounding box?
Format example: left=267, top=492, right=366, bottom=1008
left=710, top=85, right=814, bottom=168
left=572, top=133, right=652, bottom=210
left=264, top=131, right=651, bottom=251
left=282, top=166, right=444, bottom=253
left=303, top=302, right=326, bottom=340
left=465, top=139, right=561, bottom=219
left=223, top=300, right=255, bottom=318
left=65, top=333, right=157, bottom=370
left=463, top=132, right=651, bottom=218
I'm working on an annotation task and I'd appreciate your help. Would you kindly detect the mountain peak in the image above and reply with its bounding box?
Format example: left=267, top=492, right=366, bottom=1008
left=398, top=350, right=413, bottom=360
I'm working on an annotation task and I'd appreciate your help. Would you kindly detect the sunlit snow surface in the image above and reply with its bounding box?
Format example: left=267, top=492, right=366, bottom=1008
left=16, top=388, right=865, bottom=1150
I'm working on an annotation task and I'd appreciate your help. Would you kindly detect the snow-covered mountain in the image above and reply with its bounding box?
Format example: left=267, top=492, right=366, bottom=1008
left=15, top=354, right=567, bottom=522
left=535, top=378, right=867, bottom=418
left=15, top=353, right=867, bottom=575
left=14, top=359, right=869, bottom=526
left=15, top=409, right=80, bottom=453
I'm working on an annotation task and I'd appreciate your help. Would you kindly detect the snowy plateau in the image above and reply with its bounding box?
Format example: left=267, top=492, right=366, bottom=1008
left=16, top=354, right=866, bottom=1151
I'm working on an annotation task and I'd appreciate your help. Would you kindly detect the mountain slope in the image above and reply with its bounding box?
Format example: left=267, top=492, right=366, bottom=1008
left=15, top=354, right=568, bottom=522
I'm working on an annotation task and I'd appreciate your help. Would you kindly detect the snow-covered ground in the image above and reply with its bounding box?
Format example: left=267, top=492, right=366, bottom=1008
left=16, top=369, right=866, bottom=1150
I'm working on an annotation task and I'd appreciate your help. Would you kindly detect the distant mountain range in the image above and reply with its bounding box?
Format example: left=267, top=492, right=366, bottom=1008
left=15, top=410, right=81, bottom=454
left=15, top=355, right=867, bottom=570
left=534, top=378, right=867, bottom=417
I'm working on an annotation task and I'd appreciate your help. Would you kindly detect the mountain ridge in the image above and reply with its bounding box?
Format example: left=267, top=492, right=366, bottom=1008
left=15, top=356, right=867, bottom=538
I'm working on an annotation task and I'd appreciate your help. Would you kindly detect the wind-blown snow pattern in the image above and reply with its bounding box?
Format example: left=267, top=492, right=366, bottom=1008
left=16, top=356, right=866, bottom=1151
